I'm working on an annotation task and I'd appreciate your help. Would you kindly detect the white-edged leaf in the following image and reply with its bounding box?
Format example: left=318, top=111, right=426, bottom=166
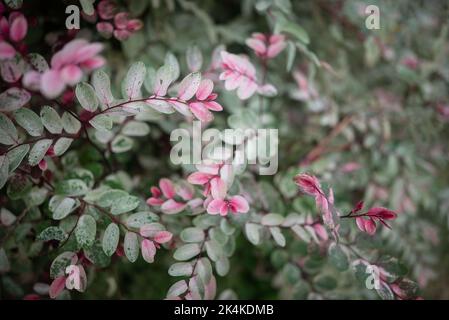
left=28, top=138, right=52, bottom=166
left=55, top=179, right=88, bottom=197
left=169, top=262, right=193, bottom=277
left=92, top=69, right=114, bottom=106
left=111, top=135, right=133, bottom=153
left=0, top=87, right=31, bottom=112
left=76, top=82, right=99, bottom=112
left=270, top=227, right=286, bottom=247
left=110, top=195, right=139, bottom=215
left=261, top=213, right=284, bottom=226
left=122, top=61, right=146, bottom=99
left=75, top=214, right=96, bottom=248
left=89, top=114, right=112, bottom=132
left=126, top=211, right=159, bottom=228
left=6, top=144, right=29, bottom=174
left=102, top=223, right=119, bottom=256
left=50, top=196, right=76, bottom=220
left=167, top=280, right=188, bottom=298
left=178, top=72, right=201, bottom=100
left=0, top=113, right=18, bottom=145
left=61, top=112, right=81, bottom=134
left=13, top=108, right=43, bottom=137
left=173, top=243, right=200, bottom=261
left=164, top=52, right=180, bottom=81
left=124, top=231, right=139, bottom=262
left=53, top=137, right=73, bottom=156
left=186, top=45, right=203, bottom=72
left=0, top=208, right=16, bottom=226
left=122, top=121, right=150, bottom=136
left=245, top=223, right=261, bottom=245
left=40, top=106, right=62, bottom=134
left=180, top=227, right=205, bottom=243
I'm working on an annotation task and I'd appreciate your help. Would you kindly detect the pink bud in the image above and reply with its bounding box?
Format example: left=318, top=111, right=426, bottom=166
left=9, top=14, right=28, bottom=42
left=126, top=19, right=143, bottom=32
left=96, top=22, right=114, bottom=38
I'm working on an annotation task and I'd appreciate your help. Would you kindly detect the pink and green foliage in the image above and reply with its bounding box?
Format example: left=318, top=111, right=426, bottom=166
left=0, top=0, right=448, bottom=300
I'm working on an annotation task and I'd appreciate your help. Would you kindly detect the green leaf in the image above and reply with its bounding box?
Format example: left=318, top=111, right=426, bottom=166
left=205, top=239, right=223, bottom=262
left=76, top=82, right=99, bottom=112
left=215, top=256, right=230, bottom=276
left=270, top=227, right=286, bottom=247
left=111, top=135, right=133, bottom=153
left=6, top=144, right=29, bottom=173
left=0, top=155, right=9, bottom=189
left=92, top=70, right=114, bottom=106
left=55, top=179, right=88, bottom=197
left=50, top=196, right=77, bottom=220
left=122, top=121, right=150, bottom=136
left=0, top=87, right=30, bottom=112
left=261, top=213, right=284, bottom=226
left=75, top=214, right=96, bottom=248
left=13, top=108, right=43, bottom=137
left=80, top=0, right=95, bottom=15
left=124, top=231, right=139, bottom=262
left=279, top=21, right=309, bottom=44
left=110, top=195, right=139, bottom=215
left=102, top=223, right=119, bottom=256
left=84, top=240, right=111, bottom=267
left=174, top=243, right=200, bottom=261
left=328, top=243, right=349, bottom=271
left=167, top=280, right=188, bottom=298
left=0, top=248, right=10, bottom=273
left=168, top=262, right=193, bottom=277
left=40, top=106, right=62, bottom=134
left=180, top=227, right=205, bottom=243
left=245, top=223, right=261, bottom=245
left=122, top=61, right=146, bottom=99
left=314, top=275, right=337, bottom=291
left=61, top=112, right=81, bottom=134
left=0, top=113, right=18, bottom=145
left=376, top=282, right=395, bottom=300
left=95, top=189, right=127, bottom=207
left=126, top=211, right=159, bottom=228
left=28, top=139, right=52, bottom=166
left=53, top=137, right=73, bottom=156
left=89, top=114, right=112, bottom=132
left=27, top=53, right=48, bottom=72
left=50, top=251, right=76, bottom=279
left=37, top=226, right=67, bottom=241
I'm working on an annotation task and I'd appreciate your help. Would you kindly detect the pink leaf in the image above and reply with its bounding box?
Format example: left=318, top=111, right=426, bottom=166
left=140, top=223, right=164, bottom=237
left=159, top=178, right=175, bottom=198
left=246, top=38, right=266, bottom=56
left=0, top=41, right=15, bottom=60
left=207, top=199, right=226, bottom=215
left=49, top=276, right=66, bottom=299
left=141, top=239, right=156, bottom=263
left=178, top=72, right=201, bottom=101
left=294, top=173, right=323, bottom=196
left=196, top=79, right=214, bottom=101
left=203, top=101, right=223, bottom=111
left=313, top=224, right=328, bottom=241
left=364, top=219, right=377, bottom=235
left=154, top=231, right=173, bottom=244
left=210, top=177, right=226, bottom=200
left=161, top=199, right=187, bottom=214
left=190, top=102, right=213, bottom=122
left=229, top=195, right=249, bottom=214
left=60, top=64, right=83, bottom=86
left=9, top=14, right=27, bottom=42
left=41, top=70, right=65, bottom=98
left=187, top=171, right=214, bottom=185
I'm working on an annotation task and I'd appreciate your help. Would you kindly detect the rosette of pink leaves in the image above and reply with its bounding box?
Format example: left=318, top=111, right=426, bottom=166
left=245, top=33, right=286, bottom=59
left=187, top=78, right=223, bottom=122
left=147, top=178, right=203, bottom=214
left=0, top=11, right=27, bottom=59
left=139, top=224, right=173, bottom=263
left=22, top=39, right=105, bottom=98
left=96, top=1, right=143, bottom=41
left=347, top=201, right=397, bottom=235
left=187, top=161, right=233, bottom=197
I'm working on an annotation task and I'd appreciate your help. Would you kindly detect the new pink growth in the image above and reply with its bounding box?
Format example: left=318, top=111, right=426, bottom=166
left=246, top=33, right=286, bottom=59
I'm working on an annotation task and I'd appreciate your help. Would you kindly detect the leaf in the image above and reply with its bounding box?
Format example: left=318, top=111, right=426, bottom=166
left=164, top=52, right=180, bottom=81
left=186, top=45, right=203, bottom=72
left=84, top=240, right=111, bottom=267
left=6, top=144, right=29, bottom=173
left=0, top=113, right=18, bottom=145
left=168, top=262, right=193, bottom=277
left=180, top=227, right=205, bottom=243
left=167, top=280, right=188, bottom=298
left=40, top=106, right=63, bottom=134
left=205, top=239, right=223, bottom=262
left=215, top=257, right=230, bottom=276
left=0, top=248, right=10, bottom=273
left=328, top=243, right=349, bottom=271
left=124, top=231, right=139, bottom=262
left=173, top=243, right=201, bottom=261
left=80, top=0, right=95, bottom=15
left=55, top=179, right=88, bottom=197
left=102, top=223, right=119, bottom=256
left=291, top=225, right=311, bottom=242
left=95, top=189, right=127, bottom=207
left=286, top=41, right=296, bottom=71
left=111, top=135, right=133, bottom=153
left=261, top=213, right=284, bottom=226
left=53, top=137, right=73, bottom=156
left=76, top=82, right=99, bottom=112
left=110, top=195, right=139, bottom=215
left=245, top=223, right=261, bottom=245
left=75, top=214, right=96, bottom=248
left=13, top=108, right=43, bottom=137
left=0, top=87, right=31, bottom=112
left=61, top=112, right=81, bottom=134
left=126, top=211, right=159, bottom=228
left=27, top=53, right=49, bottom=72
left=50, top=196, right=77, bottom=220
left=89, top=114, right=112, bottom=132
left=0, top=156, right=9, bottom=189
left=270, top=227, right=286, bottom=247
left=178, top=72, right=201, bottom=100
left=122, top=61, right=146, bottom=99
left=376, top=282, right=395, bottom=300
left=50, top=251, right=76, bottom=279
left=0, top=208, right=16, bottom=226
left=28, top=139, right=52, bottom=166
left=122, top=121, right=150, bottom=136
left=92, top=70, right=114, bottom=106
left=37, top=226, right=67, bottom=241
left=196, top=257, right=212, bottom=283
left=279, top=21, right=310, bottom=44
